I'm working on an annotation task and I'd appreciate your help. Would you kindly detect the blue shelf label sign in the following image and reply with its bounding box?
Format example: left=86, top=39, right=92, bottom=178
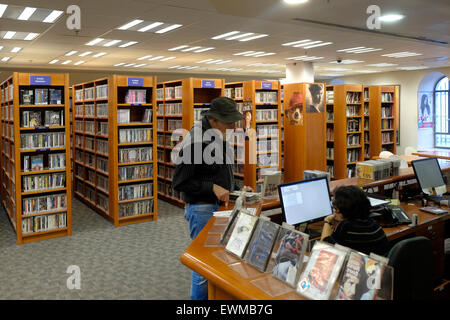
left=128, top=77, right=144, bottom=87
left=201, top=80, right=215, bottom=88
left=30, top=75, right=51, bottom=85
left=261, top=82, right=272, bottom=89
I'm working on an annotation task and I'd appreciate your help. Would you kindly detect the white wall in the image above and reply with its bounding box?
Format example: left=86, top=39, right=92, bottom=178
left=327, top=67, right=450, bottom=154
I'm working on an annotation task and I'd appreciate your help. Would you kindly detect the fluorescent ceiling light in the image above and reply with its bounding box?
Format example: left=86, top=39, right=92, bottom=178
left=287, top=55, right=323, bottom=61
left=216, top=60, right=232, bottom=64
left=65, top=50, right=78, bottom=56
left=114, top=62, right=125, bottom=66
left=355, top=70, right=379, bottom=73
left=138, top=22, right=164, bottom=32
left=185, top=66, right=198, bottom=70
left=124, top=63, right=135, bottom=67
left=103, top=40, right=121, bottom=47
left=244, top=51, right=264, bottom=56
left=74, top=61, right=85, bottom=65
left=11, top=47, right=21, bottom=53
left=17, top=7, right=36, bottom=21
left=86, top=38, right=104, bottom=46
left=1, top=56, right=10, bottom=61
left=253, top=52, right=276, bottom=57
left=293, top=40, right=321, bottom=47
left=329, top=59, right=364, bottom=64
left=79, top=51, right=92, bottom=57
left=168, top=65, right=180, bottom=69
left=0, top=46, right=3, bottom=50
left=92, top=52, right=107, bottom=58
left=0, top=4, right=7, bottom=18
left=380, top=14, right=405, bottom=22
left=283, top=39, right=311, bottom=46
left=49, top=59, right=59, bottom=64
left=366, top=63, right=398, bottom=67
left=234, top=51, right=255, bottom=56
left=3, top=31, right=16, bottom=39
left=382, top=52, right=422, bottom=58
left=160, top=56, right=176, bottom=61
left=119, top=41, right=138, bottom=48
left=194, top=47, right=214, bottom=53
left=225, top=32, right=254, bottom=41
left=24, top=32, right=39, bottom=40
left=337, top=47, right=365, bottom=52
left=327, top=68, right=351, bottom=71
left=148, top=55, right=164, bottom=60
left=181, top=46, right=202, bottom=52
left=118, top=19, right=144, bottom=30
left=61, top=60, right=72, bottom=65
left=197, top=59, right=214, bottom=63
left=138, top=55, right=152, bottom=60
left=239, top=34, right=268, bottom=42
left=169, top=45, right=188, bottom=51
left=43, top=10, right=63, bottom=23
left=351, top=48, right=383, bottom=53
left=397, top=66, right=428, bottom=71
left=337, top=47, right=382, bottom=54
left=134, top=63, right=147, bottom=67
left=283, top=0, right=309, bottom=4
left=212, top=31, right=240, bottom=40
left=303, top=42, right=332, bottom=49
left=155, top=24, right=182, bottom=34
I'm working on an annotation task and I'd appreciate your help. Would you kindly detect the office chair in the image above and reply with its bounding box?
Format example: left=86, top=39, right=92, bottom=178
left=404, top=146, right=418, bottom=156
left=379, top=151, right=394, bottom=159
left=387, top=236, right=434, bottom=300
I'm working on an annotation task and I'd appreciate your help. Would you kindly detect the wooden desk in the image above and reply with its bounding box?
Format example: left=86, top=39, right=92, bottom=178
left=413, top=150, right=450, bottom=160
left=180, top=202, right=450, bottom=300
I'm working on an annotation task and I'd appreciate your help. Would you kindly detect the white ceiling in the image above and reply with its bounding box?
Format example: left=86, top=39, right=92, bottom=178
left=0, top=0, right=449, bottom=80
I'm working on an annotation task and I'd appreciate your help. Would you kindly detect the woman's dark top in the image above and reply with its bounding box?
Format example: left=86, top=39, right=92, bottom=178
left=324, top=218, right=390, bottom=256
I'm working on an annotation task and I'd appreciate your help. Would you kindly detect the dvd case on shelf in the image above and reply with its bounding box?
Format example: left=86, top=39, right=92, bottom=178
left=297, top=241, right=347, bottom=300
left=119, top=199, right=153, bottom=217
left=22, top=193, right=67, bottom=215
left=272, top=227, right=309, bottom=287
left=22, top=212, right=67, bottom=234
left=244, top=218, right=280, bottom=272
left=225, top=212, right=259, bottom=258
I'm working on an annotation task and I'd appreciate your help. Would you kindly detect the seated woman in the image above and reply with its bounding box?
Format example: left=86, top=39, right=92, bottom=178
left=320, top=185, right=390, bottom=256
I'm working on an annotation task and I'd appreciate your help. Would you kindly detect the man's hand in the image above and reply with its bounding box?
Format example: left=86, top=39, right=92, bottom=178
left=213, top=184, right=230, bottom=207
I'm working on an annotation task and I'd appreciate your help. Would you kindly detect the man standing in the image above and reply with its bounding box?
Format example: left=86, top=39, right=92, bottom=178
left=173, top=96, right=244, bottom=300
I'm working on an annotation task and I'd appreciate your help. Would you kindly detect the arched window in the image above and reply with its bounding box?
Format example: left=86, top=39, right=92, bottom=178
left=434, top=76, right=450, bottom=148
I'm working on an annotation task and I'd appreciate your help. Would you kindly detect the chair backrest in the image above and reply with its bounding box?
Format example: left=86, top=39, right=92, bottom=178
left=404, top=146, right=418, bottom=156
left=387, top=236, right=434, bottom=300
left=379, top=151, right=394, bottom=159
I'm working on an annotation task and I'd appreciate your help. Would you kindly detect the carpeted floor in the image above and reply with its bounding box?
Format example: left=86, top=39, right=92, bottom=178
left=0, top=198, right=191, bottom=300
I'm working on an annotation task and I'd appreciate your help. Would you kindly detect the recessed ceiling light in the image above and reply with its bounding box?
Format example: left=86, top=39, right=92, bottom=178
left=138, top=22, right=164, bottom=32
left=17, top=7, right=37, bottom=21
left=155, top=24, right=182, bottom=34
left=74, top=61, right=85, bottom=65
left=11, top=47, right=21, bottom=53
left=86, top=38, right=104, bottom=46
left=65, top=50, right=78, bottom=56
left=379, top=14, right=405, bottom=22
left=61, top=60, right=71, bottom=65
left=49, top=59, right=59, bottom=64
left=24, top=32, right=39, bottom=40
left=283, top=0, right=309, bottom=4
left=103, top=40, right=121, bottom=47
left=92, top=52, right=107, bottom=58
left=43, top=10, right=64, bottom=23
left=79, top=51, right=92, bottom=57
left=212, top=31, right=240, bottom=40
left=3, top=31, right=16, bottom=39
left=1, top=56, right=10, bottom=62
left=119, top=41, right=138, bottom=48
left=0, top=4, right=7, bottom=18
left=118, top=19, right=144, bottom=30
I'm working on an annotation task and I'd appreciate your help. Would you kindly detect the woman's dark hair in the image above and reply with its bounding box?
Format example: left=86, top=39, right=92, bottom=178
left=333, top=185, right=371, bottom=220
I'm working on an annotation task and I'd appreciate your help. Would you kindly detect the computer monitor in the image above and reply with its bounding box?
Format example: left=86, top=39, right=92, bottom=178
left=278, top=177, right=333, bottom=226
left=411, top=157, right=446, bottom=196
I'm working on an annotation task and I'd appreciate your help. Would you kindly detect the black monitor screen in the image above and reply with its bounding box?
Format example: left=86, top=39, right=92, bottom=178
left=411, top=157, right=445, bottom=192
left=278, top=177, right=333, bottom=226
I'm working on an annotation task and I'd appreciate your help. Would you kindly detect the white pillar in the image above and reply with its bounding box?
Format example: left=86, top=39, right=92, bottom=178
left=283, top=62, right=314, bottom=84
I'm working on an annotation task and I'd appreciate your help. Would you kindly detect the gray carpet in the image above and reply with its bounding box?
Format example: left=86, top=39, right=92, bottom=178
left=0, top=198, right=191, bottom=300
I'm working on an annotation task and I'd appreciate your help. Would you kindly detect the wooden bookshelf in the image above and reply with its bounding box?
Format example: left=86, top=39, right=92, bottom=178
left=225, top=80, right=282, bottom=192
left=0, top=72, right=72, bottom=244
left=327, top=84, right=365, bottom=179
left=72, top=75, right=157, bottom=227
left=156, top=78, right=224, bottom=207
left=325, top=85, right=335, bottom=178
left=283, top=82, right=326, bottom=183
left=363, top=86, right=370, bottom=160
left=369, top=86, right=398, bottom=158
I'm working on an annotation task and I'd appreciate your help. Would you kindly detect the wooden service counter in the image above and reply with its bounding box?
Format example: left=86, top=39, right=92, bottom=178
left=180, top=164, right=450, bottom=300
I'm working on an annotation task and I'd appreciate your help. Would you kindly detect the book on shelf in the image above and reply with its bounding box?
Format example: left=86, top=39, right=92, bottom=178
left=118, top=164, right=153, bottom=181
left=244, top=217, right=280, bottom=272
left=272, top=227, right=309, bottom=287
left=119, top=147, right=152, bottom=163
left=255, top=91, right=277, bottom=104
left=118, top=182, right=153, bottom=201
left=96, top=84, right=108, bottom=99
left=118, top=109, right=130, bottom=123
left=20, top=89, right=34, bottom=105
left=297, top=241, right=347, bottom=300
left=30, top=155, right=44, bottom=171
left=22, top=193, right=67, bottom=215
left=22, top=172, right=65, bottom=192
left=21, top=111, right=41, bottom=127
left=20, top=132, right=65, bottom=149
left=335, top=250, right=391, bottom=300
left=34, top=88, right=49, bottom=105
left=22, top=212, right=67, bottom=234
left=119, top=199, right=153, bottom=217
left=381, top=92, right=393, bottom=102
left=84, top=87, right=94, bottom=100
left=142, top=109, right=152, bottom=122
left=49, top=88, right=62, bottom=104
left=346, top=92, right=361, bottom=103
left=225, top=211, right=259, bottom=258
left=125, top=89, right=146, bottom=104
left=119, top=128, right=152, bottom=143
left=44, top=110, right=64, bottom=126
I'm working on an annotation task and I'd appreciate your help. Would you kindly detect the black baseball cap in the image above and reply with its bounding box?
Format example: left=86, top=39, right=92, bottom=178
left=202, top=97, right=244, bottom=123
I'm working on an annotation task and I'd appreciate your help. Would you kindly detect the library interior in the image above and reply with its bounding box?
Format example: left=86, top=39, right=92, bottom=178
left=0, top=0, right=449, bottom=301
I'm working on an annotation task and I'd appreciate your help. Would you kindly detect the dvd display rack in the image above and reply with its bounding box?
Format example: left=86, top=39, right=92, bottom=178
left=156, top=78, right=224, bottom=207
left=363, top=86, right=370, bottom=160
left=225, top=80, right=282, bottom=192
left=369, top=86, right=398, bottom=158
left=0, top=72, right=72, bottom=244
left=325, top=84, right=364, bottom=179
left=73, top=75, right=157, bottom=227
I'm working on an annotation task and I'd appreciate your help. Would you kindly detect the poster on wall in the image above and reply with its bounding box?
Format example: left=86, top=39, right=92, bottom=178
left=305, top=84, right=325, bottom=113
left=286, top=92, right=304, bottom=126
left=418, top=91, right=433, bottom=129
